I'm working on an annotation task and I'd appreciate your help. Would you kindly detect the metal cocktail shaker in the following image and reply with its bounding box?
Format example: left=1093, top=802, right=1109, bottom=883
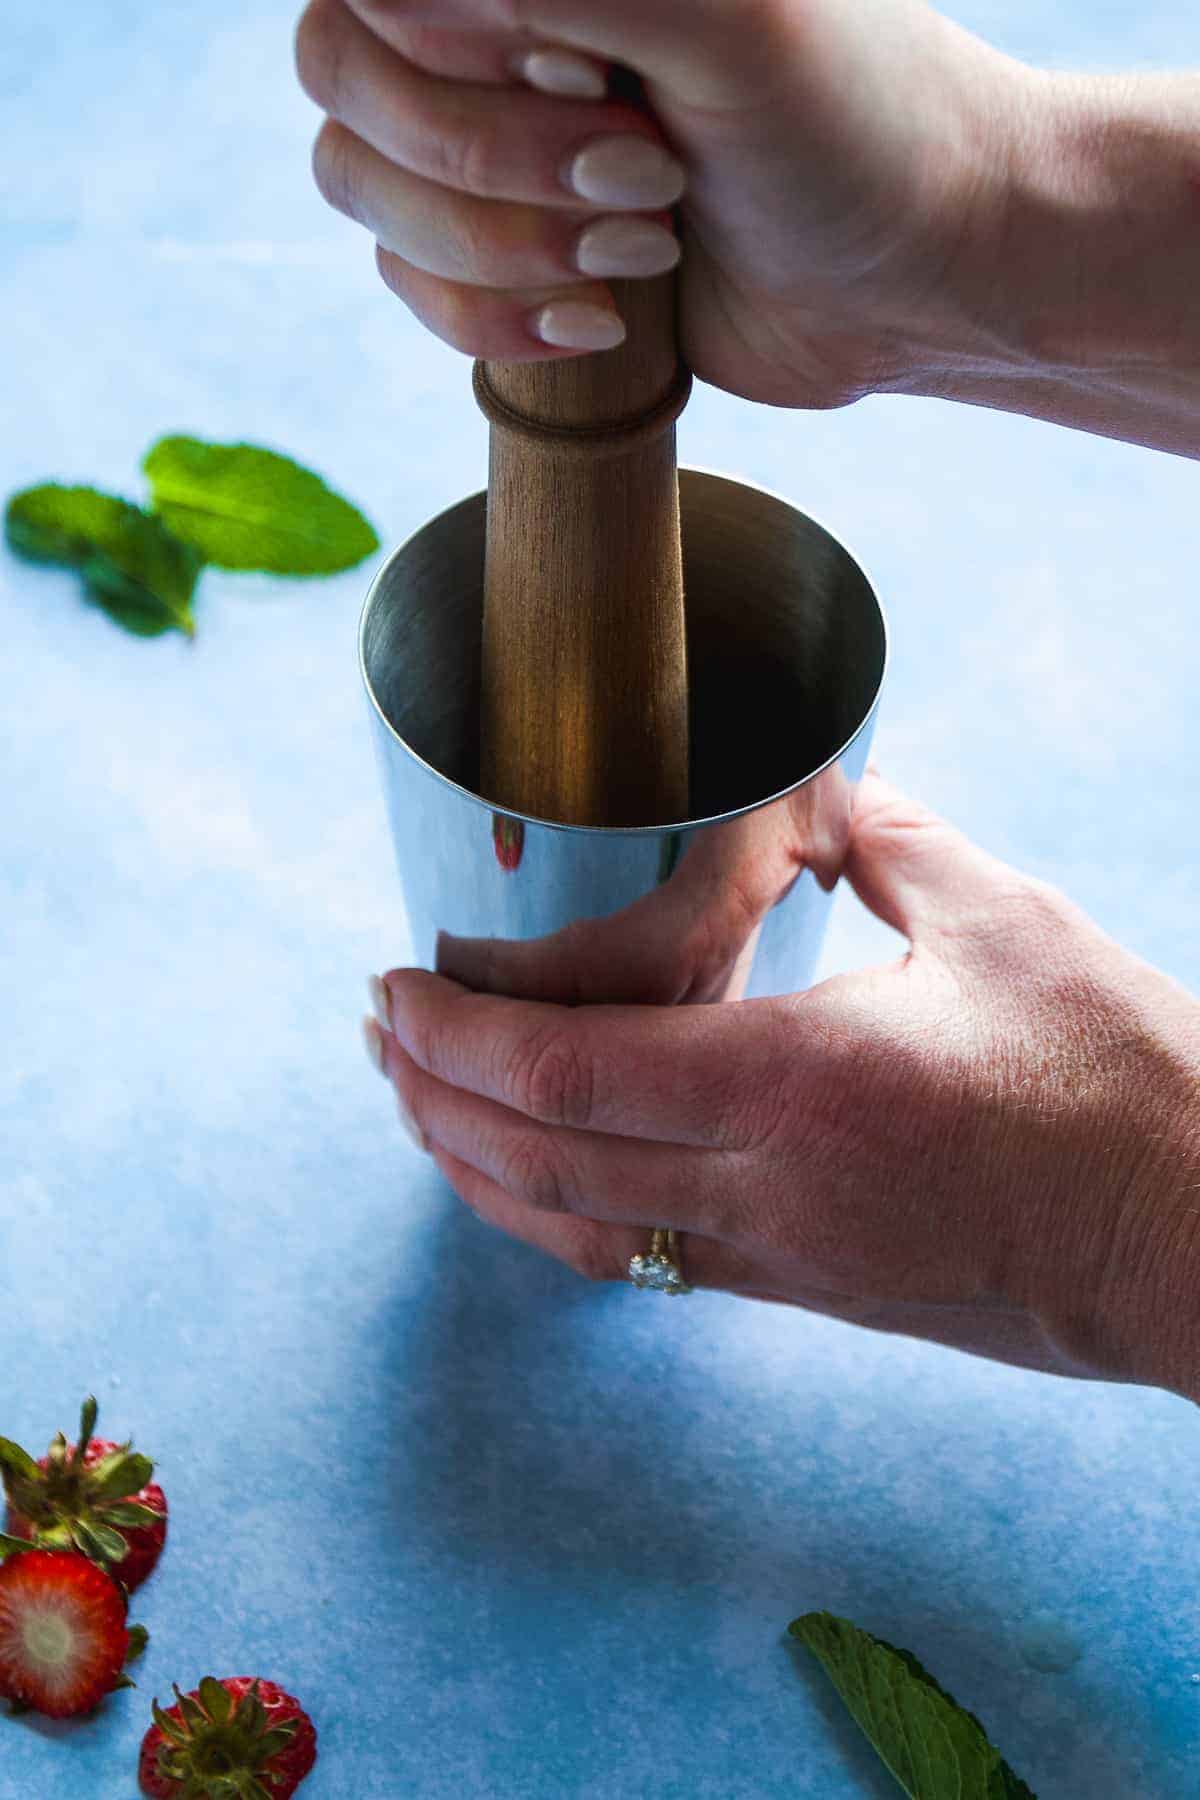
left=360, top=466, right=885, bottom=1001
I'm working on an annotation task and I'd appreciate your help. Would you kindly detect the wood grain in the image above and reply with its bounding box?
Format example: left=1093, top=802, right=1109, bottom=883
left=475, top=273, right=691, bottom=827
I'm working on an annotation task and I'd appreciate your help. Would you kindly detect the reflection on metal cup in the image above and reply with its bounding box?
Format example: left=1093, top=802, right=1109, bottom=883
left=359, top=468, right=887, bottom=1001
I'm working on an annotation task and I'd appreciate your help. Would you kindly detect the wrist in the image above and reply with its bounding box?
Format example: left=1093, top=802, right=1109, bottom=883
left=1043, top=994, right=1200, bottom=1401
left=1138, top=1179, right=1200, bottom=1405
left=891, top=66, right=1200, bottom=454
left=989, top=72, right=1196, bottom=370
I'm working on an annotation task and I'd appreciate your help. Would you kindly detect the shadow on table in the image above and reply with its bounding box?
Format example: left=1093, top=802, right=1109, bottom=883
left=372, top=1199, right=1160, bottom=1797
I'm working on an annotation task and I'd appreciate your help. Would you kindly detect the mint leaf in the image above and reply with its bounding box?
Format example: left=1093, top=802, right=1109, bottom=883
left=143, top=435, right=379, bottom=574
left=789, top=1612, right=1036, bottom=1800
left=5, top=484, right=121, bottom=566
left=5, top=484, right=200, bottom=637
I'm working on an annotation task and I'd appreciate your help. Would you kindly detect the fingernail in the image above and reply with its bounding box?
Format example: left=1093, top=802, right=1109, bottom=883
left=566, top=135, right=685, bottom=208
left=518, top=48, right=606, bottom=99
left=362, top=1014, right=387, bottom=1076
left=368, top=973, right=391, bottom=1031
left=575, top=215, right=680, bottom=277
left=396, top=1092, right=429, bottom=1154
left=532, top=301, right=626, bottom=350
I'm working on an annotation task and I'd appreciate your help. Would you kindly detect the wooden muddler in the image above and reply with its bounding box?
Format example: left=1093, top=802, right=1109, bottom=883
left=473, top=272, right=692, bottom=827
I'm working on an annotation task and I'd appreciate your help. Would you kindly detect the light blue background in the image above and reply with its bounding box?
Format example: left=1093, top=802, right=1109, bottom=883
left=2, top=4, right=1198, bottom=1796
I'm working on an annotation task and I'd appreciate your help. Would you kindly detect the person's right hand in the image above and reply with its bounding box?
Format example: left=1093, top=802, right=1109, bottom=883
left=294, top=0, right=1030, bottom=408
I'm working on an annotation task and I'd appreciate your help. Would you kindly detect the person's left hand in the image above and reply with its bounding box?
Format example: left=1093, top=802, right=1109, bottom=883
left=363, top=772, right=1200, bottom=1397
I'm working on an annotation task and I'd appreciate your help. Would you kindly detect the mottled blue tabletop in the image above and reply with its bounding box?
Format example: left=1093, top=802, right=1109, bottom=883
left=2, top=3, right=1199, bottom=1796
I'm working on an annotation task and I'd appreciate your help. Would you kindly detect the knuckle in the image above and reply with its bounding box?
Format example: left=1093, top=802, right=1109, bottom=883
left=506, top=1023, right=595, bottom=1129
left=431, top=108, right=503, bottom=200
left=443, top=205, right=496, bottom=285
left=311, top=120, right=359, bottom=218
left=419, top=279, right=492, bottom=354
left=730, top=1061, right=795, bottom=1153
left=500, top=1135, right=569, bottom=1213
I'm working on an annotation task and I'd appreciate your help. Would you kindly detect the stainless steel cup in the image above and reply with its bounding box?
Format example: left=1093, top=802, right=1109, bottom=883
left=359, top=467, right=886, bottom=1002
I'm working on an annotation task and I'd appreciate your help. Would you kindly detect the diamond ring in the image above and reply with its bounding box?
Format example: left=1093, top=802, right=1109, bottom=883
left=628, top=1228, right=692, bottom=1295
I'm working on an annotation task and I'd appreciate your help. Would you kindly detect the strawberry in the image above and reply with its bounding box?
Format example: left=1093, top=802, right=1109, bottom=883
left=1, top=1396, right=167, bottom=1591
left=139, top=1676, right=317, bottom=1798
left=0, top=1548, right=132, bottom=1717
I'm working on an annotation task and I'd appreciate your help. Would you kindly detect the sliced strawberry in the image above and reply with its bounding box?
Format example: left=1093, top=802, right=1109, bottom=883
left=139, top=1676, right=317, bottom=1799
left=0, top=1548, right=131, bottom=1717
left=1, top=1397, right=167, bottom=1591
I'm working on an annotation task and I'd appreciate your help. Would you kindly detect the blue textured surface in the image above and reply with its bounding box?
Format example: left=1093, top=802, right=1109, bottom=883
left=2, top=4, right=1199, bottom=1796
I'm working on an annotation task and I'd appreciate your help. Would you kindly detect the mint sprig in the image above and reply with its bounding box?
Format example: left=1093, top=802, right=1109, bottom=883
left=6, top=486, right=201, bottom=637
left=143, top=436, right=379, bottom=575
left=4, top=437, right=379, bottom=639
left=790, top=1612, right=1037, bottom=1800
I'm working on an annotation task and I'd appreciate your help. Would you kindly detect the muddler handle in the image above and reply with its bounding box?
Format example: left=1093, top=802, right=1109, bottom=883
left=474, top=268, right=691, bottom=827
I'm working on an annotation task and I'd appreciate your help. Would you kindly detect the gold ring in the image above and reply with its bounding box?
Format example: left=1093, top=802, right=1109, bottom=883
left=628, top=1228, right=692, bottom=1295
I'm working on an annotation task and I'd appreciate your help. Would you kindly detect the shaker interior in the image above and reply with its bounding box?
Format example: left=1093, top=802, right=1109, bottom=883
left=362, top=468, right=886, bottom=826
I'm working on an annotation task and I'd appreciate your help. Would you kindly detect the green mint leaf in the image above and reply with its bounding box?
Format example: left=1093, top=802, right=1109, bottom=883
left=6, top=484, right=200, bottom=637
left=142, top=435, right=379, bottom=575
left=4, top=484, right=120, bottom=566
left=789, top=1612, right=1037, bottom=1800
left=82, top=546, right=196, bottom=639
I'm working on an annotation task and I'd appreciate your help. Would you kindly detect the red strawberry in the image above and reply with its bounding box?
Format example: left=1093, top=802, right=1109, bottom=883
left=0, top=1548, right=131, bottom=1717
left=139, top=1676, right=317, bottom=1799
left=1, top=1397, right=167, bottom=1591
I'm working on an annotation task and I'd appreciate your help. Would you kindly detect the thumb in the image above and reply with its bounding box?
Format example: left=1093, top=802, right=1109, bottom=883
left=844, top=769, right=1022, bottom=946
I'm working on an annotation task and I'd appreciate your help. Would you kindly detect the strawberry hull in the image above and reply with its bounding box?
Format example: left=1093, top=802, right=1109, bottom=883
left=4, top=1437, right=167, bottom=1591
left=139, top=1676, right=317, bottom=1799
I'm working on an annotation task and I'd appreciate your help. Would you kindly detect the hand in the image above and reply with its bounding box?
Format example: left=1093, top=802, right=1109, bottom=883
left=366, top=773, right=1200, bottom=1399
left=294, top=0, right=1028, bottom=407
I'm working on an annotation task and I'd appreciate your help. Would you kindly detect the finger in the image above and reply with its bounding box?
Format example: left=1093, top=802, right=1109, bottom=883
left=428, top=1142, right=751, bottom=1294
left=297, top=0, right=684, bottom=210
left=843, top=768, right=1030, bottom=946
left=379, top=967, right=801, bottom=1149
left=375, top=246, right=625, bottom=358
left=322, top=12, right=610, bottom=96
left=312, top=120, right=679, bottom=288
left=380, top=1028, right=738, bottom=1233
left=340, top=0, right=787, bottom=112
